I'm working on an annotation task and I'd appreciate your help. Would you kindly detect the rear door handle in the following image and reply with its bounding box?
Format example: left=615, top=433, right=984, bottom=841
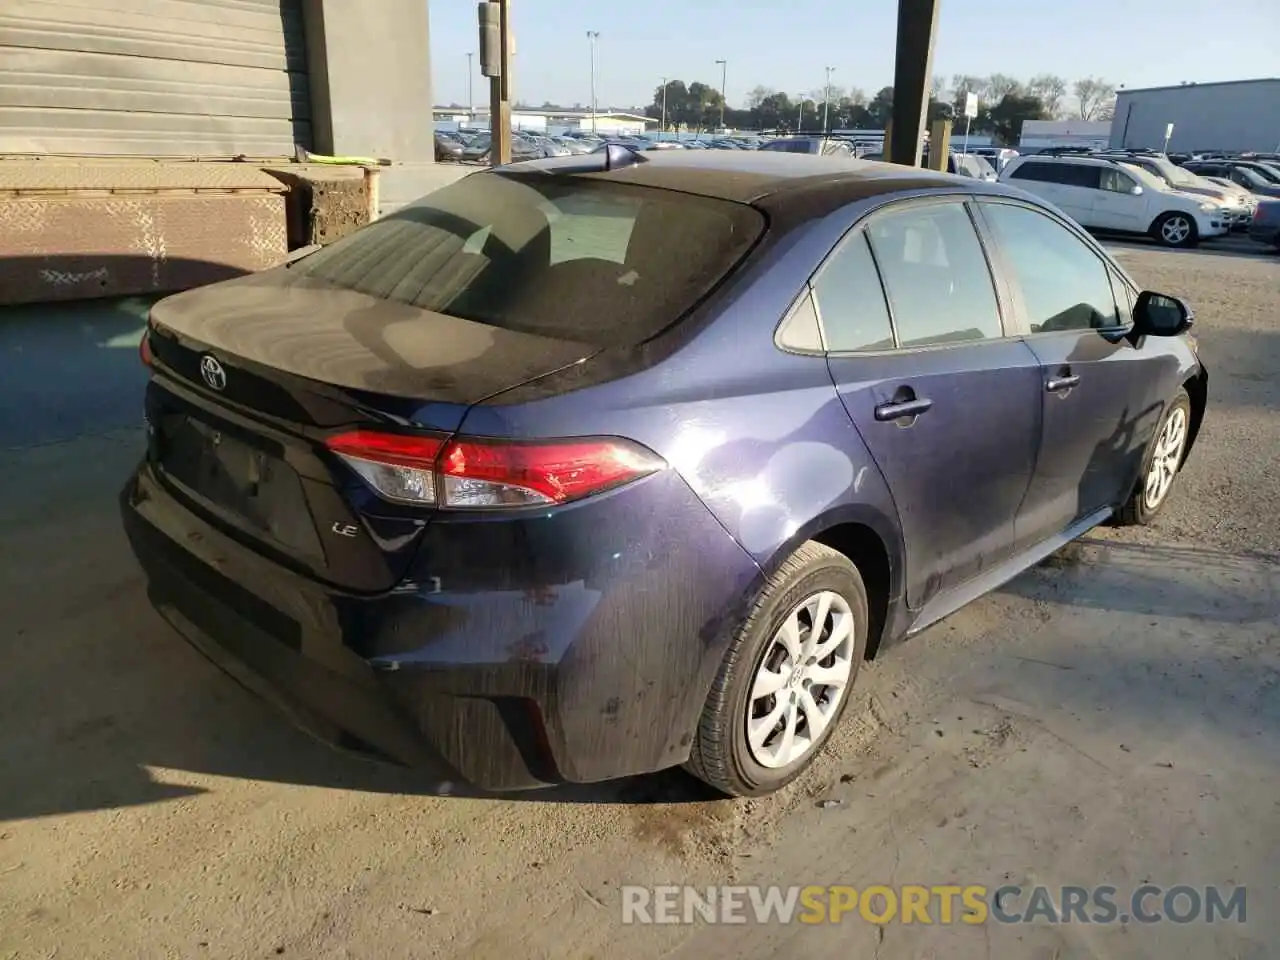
left=874, top=397, right=933, bottom=421
left=1046, top=374, right=1081, bottom=392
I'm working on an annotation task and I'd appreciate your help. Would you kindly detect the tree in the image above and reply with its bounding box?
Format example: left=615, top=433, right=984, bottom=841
left=745, top=86, right=775, bottom=110
left=986, top=92, right=1050, bottom=145
left=986, top=73, right=1022, bottom=101
left=930, top=75, right=948, bottom=101
left=950, top=74, right=985, bottom=115
left=1074, top=76, right=1117, bottom=121
left=752, top=91, right=794, bottom=131
left=867, top=86, right=894, bottom=127
left=1027, top=74, right=1068, bottom=118
left=646, top=80, right=689, bottom=130
left=686, top=81, right=724, bottom=131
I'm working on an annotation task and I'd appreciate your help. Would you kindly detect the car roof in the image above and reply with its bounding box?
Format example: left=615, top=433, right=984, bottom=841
left=507, top=149, right=986, bottom=206
left=1014, top=154, right=1112, bottom=165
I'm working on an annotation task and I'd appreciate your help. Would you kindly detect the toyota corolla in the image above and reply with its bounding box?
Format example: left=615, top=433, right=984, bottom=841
left=122, top=149, right=1207, bottom=797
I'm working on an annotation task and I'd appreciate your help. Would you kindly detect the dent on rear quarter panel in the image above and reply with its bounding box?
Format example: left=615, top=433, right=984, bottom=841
left=427, top=212, right=911, bottom=773
left=372, top=469, right=762, bottom=781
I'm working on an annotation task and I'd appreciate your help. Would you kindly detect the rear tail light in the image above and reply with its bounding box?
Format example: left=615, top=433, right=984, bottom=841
left=139, top=329, right=154, bottom=367
left=325, top=430, right=665, bottom=509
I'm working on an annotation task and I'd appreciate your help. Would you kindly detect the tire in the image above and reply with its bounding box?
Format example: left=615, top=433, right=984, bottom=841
left=1151, top=212, right=1199, bottom=248
left=685, top=541, right=869, bottom=798
left=1117, top=387, right=1192, bottom=525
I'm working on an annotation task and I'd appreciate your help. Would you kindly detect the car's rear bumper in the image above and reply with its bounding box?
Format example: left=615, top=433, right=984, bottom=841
left=121, top=460, right=761, bottom=790
left=1248, top=222, right=1280, bottom=246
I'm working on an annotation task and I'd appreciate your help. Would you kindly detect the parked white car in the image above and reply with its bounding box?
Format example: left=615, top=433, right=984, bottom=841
left=998, top=154, right=1230, bottom=247
left=1099, top=151, right=1256, bottom=228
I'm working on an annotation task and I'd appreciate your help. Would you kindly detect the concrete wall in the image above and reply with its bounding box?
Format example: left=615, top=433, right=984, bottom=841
left=1110, top=80, right=1280, bottom=153
left=301, top=0, right=467, bottom=212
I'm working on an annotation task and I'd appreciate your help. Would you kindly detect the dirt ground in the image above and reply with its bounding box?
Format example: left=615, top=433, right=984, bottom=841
left=1, top=242, right=1277, bottom=959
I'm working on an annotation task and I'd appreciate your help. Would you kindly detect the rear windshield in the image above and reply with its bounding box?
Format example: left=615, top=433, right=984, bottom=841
left=289, top=171, right=765, bottom=345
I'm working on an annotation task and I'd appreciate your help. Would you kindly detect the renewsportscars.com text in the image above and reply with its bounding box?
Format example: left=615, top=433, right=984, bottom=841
left=621, top=884, right=1247, bottom=926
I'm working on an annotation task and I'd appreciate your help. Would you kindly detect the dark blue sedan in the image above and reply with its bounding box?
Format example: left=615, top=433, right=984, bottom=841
left=122, top=149, right=1207, bottom=797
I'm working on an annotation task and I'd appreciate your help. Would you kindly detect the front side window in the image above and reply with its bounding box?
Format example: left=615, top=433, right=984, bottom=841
left=288, top=173, right=765, bottom=346
left=811, top=234, right=895, bottom=352
left=981, top=202, right=1120, bottom=332
left=865, top=202, right=1003, bottom=347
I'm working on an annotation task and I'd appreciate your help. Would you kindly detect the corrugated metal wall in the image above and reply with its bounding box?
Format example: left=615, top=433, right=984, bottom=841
left=0, top=0, right=311, bottom=158
left=1110, top=80, right=1280, bottom=154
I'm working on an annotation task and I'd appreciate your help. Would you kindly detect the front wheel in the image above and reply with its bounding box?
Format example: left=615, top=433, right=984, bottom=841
left=1152, top=212, right=1199, bottom=248
left=686, top=542, right=869, bottom=798
left=1117, top=387, right=1192, bottom=525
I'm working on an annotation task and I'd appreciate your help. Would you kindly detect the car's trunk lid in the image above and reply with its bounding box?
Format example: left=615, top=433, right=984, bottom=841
left=144, top=269, right=596, bottom=593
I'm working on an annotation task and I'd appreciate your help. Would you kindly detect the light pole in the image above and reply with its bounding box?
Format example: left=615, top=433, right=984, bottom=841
left=796, top=94, right=807, bottom=134
left=587, top=31, right=600, bottom=134
left=822, top=66, right=834, bottom=135
left=660, top=76, right=668, bottom=136
left=466, top=52, right=474, bottom=116
left=715, top=59, right=727, bottom=132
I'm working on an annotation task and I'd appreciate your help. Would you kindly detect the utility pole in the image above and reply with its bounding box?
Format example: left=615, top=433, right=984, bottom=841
left=478, top=1, right=511, bottom=161
left=822, top=66, right=834, bottom=135
left=660, top=77, right=668, bottom=136
left=796, top=95, right=805, bottom=134
left=715, top=59, right=727, bottom=132
left=466, top=52, right=474, bottom=116
left=587, top=31, right=600, bottom=134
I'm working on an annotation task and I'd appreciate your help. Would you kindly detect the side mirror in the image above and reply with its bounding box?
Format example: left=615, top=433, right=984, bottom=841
left=1130, top=184, right=1144, bottom=195
left=1132, top=291, right=1194, bottom=338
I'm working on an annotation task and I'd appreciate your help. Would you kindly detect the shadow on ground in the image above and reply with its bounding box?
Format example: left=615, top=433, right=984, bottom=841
left=3, top=462, right=1276, bottom=821
left=1103, top=233, right=1278, bottom=261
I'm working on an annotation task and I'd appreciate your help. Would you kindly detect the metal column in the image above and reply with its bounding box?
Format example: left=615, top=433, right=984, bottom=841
left=887, top=0, right=941, bottom=168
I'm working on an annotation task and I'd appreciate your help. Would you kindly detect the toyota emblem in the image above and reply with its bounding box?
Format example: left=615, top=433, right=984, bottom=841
left=199, top=355, right=227, bottom=391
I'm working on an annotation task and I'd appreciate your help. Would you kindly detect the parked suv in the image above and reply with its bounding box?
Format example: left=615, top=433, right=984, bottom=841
left=1181, top=160, right=1280, bottom=199
left=1098, top=151, right=1255, bottom=227
left=999, top=154, right=1229, bottom=247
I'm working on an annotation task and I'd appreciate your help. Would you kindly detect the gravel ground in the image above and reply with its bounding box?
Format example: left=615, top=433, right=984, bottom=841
left=0, top=244, right=1277, bottom=959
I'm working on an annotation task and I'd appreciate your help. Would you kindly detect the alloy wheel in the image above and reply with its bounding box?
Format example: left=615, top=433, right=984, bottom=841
left=1144, top=406, right=1188, bottom=510
left=1161, top=215, right=1192, bottom=245
left=746, top=590, right=856, bottom=769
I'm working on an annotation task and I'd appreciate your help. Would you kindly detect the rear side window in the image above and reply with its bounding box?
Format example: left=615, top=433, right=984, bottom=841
left=1009, top=161, right=1059, bottom=182
left=981, top=202, right=1120, bottom=332
left=865, top=203, right=1003, bottom=347
left=811, top=234, right=895, bottom=352
left=1100, top=168, right=1137, bottom=193
left=1011, top=161, right=1100, bottom=188
left=288, top=173, right=765, bottom=345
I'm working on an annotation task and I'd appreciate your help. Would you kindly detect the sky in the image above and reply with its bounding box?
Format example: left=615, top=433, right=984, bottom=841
left=429, top=0, right=1279, bottom=110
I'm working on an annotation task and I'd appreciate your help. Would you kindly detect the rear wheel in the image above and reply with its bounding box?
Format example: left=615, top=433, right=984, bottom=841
left=1152, top=212, right=1199, bottom=248
left=1117, top=387, right=1192, bottom=525
left=686, top=542, right=868, bottom=797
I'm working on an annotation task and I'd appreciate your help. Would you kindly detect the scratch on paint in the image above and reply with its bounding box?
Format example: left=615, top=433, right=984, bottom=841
left=40, top=267, right=109, bottom=286
left=131, top=205, right=167, bottom=289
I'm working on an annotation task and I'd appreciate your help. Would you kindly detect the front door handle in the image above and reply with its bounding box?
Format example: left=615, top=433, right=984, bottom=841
left=874, top=396, right=934, bottom=422
left=1046, top=374, right=1081, bottom=393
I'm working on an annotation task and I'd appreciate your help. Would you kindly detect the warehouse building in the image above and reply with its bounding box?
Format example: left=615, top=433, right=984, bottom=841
left=1019, top=119, right=1111, bottom=152
left=1109, top=78, right=1280, bottom=153
left=0, top=0, right=469, bottom=305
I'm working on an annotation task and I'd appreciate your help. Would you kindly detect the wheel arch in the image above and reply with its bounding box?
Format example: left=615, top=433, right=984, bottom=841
left=761, top=504, right=906, bottom=661
left=1182, top=365, right=1208, bottom=464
